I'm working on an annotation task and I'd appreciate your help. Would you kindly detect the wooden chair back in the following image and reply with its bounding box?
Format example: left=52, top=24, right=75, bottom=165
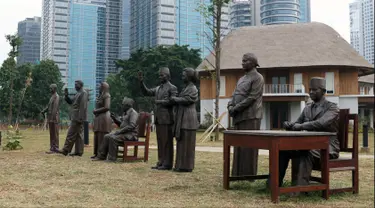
left=337, top=109, right=359, bottom=155
left=137, top=112, right=151, bottom=139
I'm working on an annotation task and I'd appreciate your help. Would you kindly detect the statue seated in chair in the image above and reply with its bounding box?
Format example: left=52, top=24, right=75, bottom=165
left=273, top=77, right=340, bottom=195
left=92, top=97, right=139, bottom=162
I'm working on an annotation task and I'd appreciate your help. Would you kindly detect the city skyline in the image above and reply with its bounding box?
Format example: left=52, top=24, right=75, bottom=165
left=0, top=0, right=365, bottom=64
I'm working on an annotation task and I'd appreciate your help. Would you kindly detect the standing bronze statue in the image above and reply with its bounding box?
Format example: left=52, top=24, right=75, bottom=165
left=227, top=53, right=264, bottom=177
left=57, top=80, right=88, bottom=156
left=93, top=97, right=139, bottom=162
left=278, top=77, right=339, bottom=195
left=171, top=68, right=199, bottom=172
left=41, top=84, right=60, bottom=154
left=138, top=67, right=178, bottom=170
left=91, top=82, right=112, bottom=159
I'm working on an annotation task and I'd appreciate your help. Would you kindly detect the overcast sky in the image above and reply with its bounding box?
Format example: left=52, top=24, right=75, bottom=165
left=0, top=0, right=355, bottom=64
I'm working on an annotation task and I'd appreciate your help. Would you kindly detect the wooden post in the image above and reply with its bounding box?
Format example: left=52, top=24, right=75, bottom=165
left=361, top=124, right=369, bottom=153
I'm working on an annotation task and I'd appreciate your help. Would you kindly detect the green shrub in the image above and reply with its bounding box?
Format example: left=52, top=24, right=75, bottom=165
left=3, top=125, right=23, bottom=151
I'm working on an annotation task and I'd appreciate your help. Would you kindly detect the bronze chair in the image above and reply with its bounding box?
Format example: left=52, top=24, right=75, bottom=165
left=306, top=108, right=359, bottom=195
left=118, top=112, right=151, bottom=162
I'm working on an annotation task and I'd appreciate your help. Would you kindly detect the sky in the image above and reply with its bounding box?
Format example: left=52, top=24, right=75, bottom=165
left=0, top=0, right=355, bottom=64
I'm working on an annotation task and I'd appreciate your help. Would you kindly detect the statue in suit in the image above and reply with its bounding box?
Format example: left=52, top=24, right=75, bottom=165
left=171, top=68, right=199, bottom=172
left=280, top=77, right=340, bottom=195
left=93, top=97, right=139, bottom=162
left=139, top=67, right=178, bottom=170
left=91, top=82, right=112, bottom=159
left=58, top=80, right=88, bottom=156
left=41, top=84, right=60, bottom=154
left=227, top=53, right=264, bottom=177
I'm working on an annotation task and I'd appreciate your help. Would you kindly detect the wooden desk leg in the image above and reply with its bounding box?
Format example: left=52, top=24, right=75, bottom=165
left=321, top=147, right=329, bottom=200
left=223, top=141, right=230, bottom=190
left=269, top=141, right=279, bottom=203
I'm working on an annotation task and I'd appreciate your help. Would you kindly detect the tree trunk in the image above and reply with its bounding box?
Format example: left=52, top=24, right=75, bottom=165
left=8, top=79, right=14, bottom=125
left=214, top=3, right=222, bottom=141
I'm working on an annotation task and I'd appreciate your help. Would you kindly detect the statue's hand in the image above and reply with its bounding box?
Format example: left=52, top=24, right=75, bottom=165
left=283, top=121, right=293, bottom=130
left=291, top=123, right=302, bottom=131
left=228, top=106, right=236, bottom=117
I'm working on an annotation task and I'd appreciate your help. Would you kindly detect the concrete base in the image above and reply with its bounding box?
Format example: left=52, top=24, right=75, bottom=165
left=360, top=147, right=370, bottom=153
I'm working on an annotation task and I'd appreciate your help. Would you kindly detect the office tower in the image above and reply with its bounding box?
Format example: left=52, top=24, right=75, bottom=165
left=121, top=0, right=131, bottom=59
left=229, top=0, right=254, bottom=29
left=17, top=17, right=41, bottom=65
left=350, top=0, right=374, bottom=65
left=105, top=0, right=123, bottom=74
left=299, top=0, right=311, bottom=23
left=41, top=0, right=70, bottom=85
left=68, top=0, right=107, bottom=120
left=130, top=0, right=228, bottom=58
left=260, top=0, right=300, bottom=25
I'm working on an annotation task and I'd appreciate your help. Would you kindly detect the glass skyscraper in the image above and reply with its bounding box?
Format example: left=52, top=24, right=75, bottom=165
left=17, top=17, right=41, bottom=65
left=299, top=0, right=311, bottom=23
left=260, top=0, right=301, bottom=25
left=68, top=0, right=106, bottom=121
left=130, top=0, right=228, bottom=59
left=121, top=0, right=131, bottom=60
left=350, top=0, right=374, bottom=65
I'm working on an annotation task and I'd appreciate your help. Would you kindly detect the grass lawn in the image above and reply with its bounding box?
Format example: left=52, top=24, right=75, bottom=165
left=0, top=129, right=373, bottom=207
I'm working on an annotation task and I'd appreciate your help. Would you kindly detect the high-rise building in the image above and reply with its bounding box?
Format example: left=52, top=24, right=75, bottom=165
left=229, top=0, right=253, bottom=29
left=17, top=17, right=41, bottom=65
left=121, top=0, right=131, bottom=59
left=41, top=0, right=70, bottom=85
left=41, top=0, right=122, bottom=86
left=228, top=0, right=310, bottom=30
left=105, top=0, right=122, bottom=74
left=130, top=0, right=229, bottom=58
left=68, top=0, right=107, bottom=120
left=350, top=0, right=374, bottom=65
left=299, top=0, right=311, bottom=23
left=260, top=0, right=300, bottom=25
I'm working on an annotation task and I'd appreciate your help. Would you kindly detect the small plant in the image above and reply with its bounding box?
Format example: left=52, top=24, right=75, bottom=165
left=3, top=125, right=23, bottom=150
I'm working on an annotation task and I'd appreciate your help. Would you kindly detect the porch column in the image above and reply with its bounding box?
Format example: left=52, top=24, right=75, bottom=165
left=360, top=108, right=365, bottom=121
left=370, top=109, right=374, bottom=129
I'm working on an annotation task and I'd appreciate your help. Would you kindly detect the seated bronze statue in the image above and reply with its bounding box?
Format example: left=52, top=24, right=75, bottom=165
left=92, top=97, right=139, bottom=162
left=274, top=77, right=340, bottom=196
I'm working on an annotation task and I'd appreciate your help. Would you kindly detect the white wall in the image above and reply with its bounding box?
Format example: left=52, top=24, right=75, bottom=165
left=338, top=97, right=359, bottom=114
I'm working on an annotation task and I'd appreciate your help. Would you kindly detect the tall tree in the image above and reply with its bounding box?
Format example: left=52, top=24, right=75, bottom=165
left=112, top=45, right=201, bottom=114
left=197, top=0, right=230, bottom=140
left=21, top=60, right=65, bottom=120
left=5, top=34, right=22, bottom=124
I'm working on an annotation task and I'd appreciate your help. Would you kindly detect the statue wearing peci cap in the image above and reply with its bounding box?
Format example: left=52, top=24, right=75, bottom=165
left=278, top=77, right=340, bottom=196
left=227, top=53, right=265, bottom=177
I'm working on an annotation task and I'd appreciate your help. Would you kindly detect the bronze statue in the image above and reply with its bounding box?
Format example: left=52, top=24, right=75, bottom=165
left=138, top=67, right=178, bottom=170
left=93, top=97, right=139, bottom=162
left=41, top=84, right=60, bottom=154
left=227, top=53, right=264, bottom=177
left=278, top=77, right=340, bottom=195
left=91, top=82, right=112, bottom=159
left=170, top=68, right=199, bottom=172
left=57, top=80, right=88, bottom=156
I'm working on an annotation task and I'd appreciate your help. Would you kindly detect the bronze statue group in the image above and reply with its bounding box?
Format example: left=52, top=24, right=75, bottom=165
left=43, top=67, right=199, bottom=173
left=42, top=53, right=340, bottom=196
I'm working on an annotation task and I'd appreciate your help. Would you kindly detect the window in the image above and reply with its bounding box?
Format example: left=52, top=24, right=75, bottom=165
left=220, top=76, right=226, bottom=96
left=294, top=73, right=303, bottom=93
left=325, top=72, right=334, bottom=94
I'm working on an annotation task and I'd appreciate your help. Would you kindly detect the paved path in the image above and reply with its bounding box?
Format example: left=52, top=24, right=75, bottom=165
left=149, top=145, right=374, bottom=159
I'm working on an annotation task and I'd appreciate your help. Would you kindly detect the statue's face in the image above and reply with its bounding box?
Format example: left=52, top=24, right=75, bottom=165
left=242, top=56, right=253, bottom=71
left=309, top=87, right=324, bottom=102
left=159, top=71, right=168, bottom=83
left=182, top=71, right=188, bottom=82
left=75, top=82, right=82, bottom=91
left=122, top=103, right=130, bottom=112
left=49, top=87, right=54, bottom=94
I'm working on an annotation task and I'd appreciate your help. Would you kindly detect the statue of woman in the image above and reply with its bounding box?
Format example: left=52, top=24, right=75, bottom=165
left=91, top=82, right=112, bottom=159
left=170, top=68, right=199, bottom=172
